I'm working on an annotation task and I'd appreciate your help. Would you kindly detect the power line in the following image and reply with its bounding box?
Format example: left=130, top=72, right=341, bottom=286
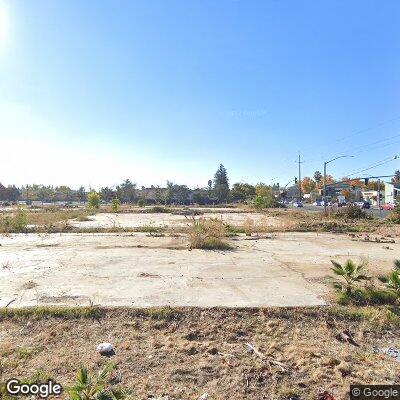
left=331, top=115, right=400, bottom=145
left=325, top=174, right=395, bottom=188
left=295, top=133, right=400, bottom=178
left=298, top=114, right=400, bottom=158
left=300, top=132, right=400, bottom=167
left=342, top=156, right=398, bottom=178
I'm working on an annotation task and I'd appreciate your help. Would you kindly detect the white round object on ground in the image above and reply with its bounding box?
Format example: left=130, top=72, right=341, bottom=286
left=96, top=342, right=113, bottom=355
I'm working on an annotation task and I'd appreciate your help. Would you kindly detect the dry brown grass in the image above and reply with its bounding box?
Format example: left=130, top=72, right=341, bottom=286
left=0, top=206, right=390, bottom=236
left=26, top=209, right=93, bottom=226
left=0, top=307, right=398, bottom=399
left=0, top=208, right=95, bottom=233
left=186, top=216, right=232, bottom=250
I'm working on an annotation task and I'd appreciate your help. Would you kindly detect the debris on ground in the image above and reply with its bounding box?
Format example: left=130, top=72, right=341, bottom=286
left=335, top=330, right=360, bottom=347
left=245, top=342, right=286, bottom=372
left=96, top=342, right=115, bottom=356
left=318, top=390, right=336, bottom=400
left=350, top=234, right=395, bottom=244
left=373, top=346, right=400, bottom=362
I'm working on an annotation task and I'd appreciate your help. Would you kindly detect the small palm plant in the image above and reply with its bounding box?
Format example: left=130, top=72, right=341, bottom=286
left=386, top=271, right=400, bottom=299
left=330, top=259, right=371, bottom=294
left=67, top=364, right=126, bottom=400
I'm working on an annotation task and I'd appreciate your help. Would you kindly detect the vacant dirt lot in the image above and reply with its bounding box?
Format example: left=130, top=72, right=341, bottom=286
left=0, top=232, right=398, bottom=308
left=0, top=308, right=398, bottom=400
left=69, top=211, right=281, bottom=229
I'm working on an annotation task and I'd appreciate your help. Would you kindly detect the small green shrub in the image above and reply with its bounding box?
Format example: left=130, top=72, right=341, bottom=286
left=0, top=208, right=28, bottom=233
left=253, top=194, right=280, bottom=209
left=137, top=199, right=145, bottom=207
left=87, top=192, right=100, bottom=209
left=336, top=287, right=397, bottom=306
left=111, top=197, right=120, bottom=213
left=223, top=222, right=242, bottom=236
left=388, top=200, right=400, bottom=223
left=360, top=287, right=398, bottom=305
left=197, top=236, right=232, bottom=250
left=13, top=208, right=28, bottom=231
left=335, top=205, right=368, bottom=220
left=17, top=347, right=36, bottom=360
left=386, top=271, right=400, bottom=299
left=187, top=216, right=232, bottom=250
left=136, top=225, right=163, bottom=233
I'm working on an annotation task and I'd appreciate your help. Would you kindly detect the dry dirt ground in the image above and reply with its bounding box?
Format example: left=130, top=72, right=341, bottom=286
left=68, top=212, right=281, bottom=229
left=0, top=231, right=398, bottom=308
left=0, top=308, right=399, bottom=400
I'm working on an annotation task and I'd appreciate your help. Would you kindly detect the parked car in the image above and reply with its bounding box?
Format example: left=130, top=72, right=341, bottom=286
left=293, top=201, right=303, bottom=207
left=381, top=203, right=395, bottom=211
left=313, top=200, right=322, bottom=206
left=278, top=201, right=288, bottom=208
left=320, top=200, right=332, bottom=206
left=356, top=201, right=370, bottom=209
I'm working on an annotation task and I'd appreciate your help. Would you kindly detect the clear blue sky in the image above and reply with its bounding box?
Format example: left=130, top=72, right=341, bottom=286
left=0, top=0, right=399, bottom=188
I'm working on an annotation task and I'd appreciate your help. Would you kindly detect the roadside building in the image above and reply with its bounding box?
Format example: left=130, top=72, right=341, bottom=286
left=384, top=182, right=400, bottom=204
left=361, top=190, right=383, bottom=206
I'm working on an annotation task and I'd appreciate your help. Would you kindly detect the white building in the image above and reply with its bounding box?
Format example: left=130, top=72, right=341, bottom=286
left=361, top=190, right=382, bottom=206
left=384, top=182, right=400, bottom=204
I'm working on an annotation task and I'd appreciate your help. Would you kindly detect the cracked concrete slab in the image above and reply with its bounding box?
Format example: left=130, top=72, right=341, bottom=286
left=0, top=232, right=397, bottom=307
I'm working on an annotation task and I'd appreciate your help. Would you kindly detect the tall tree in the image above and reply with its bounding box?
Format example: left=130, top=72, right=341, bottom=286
left=314, top=171, right=322, bottom=184
left=118, top=179, right=136, bottom=203
left=324, top=175, right=335, bottom=185
left=231, top=183, right=256, bottom=201
left=213, top=164, right=229, bottom=187
left=301, top=177, right=316, bottom=194
left=0, top=183, right=6, bottom=201
left=154, top=186, right=164, bottom=204
left=77, top=186, right=86, bottom=203
left=255, top=183, right=273, bottom=197
left=392, top=170, right=400, bottom=184
left=213, top=164, right=229, bottom=203
left=100, top=187, right=115, bottom=202
left=174, top=185, right=190, bottom=204
left=6, top=185, right=20, bottom=202
left=165, top=181, right=175, bottom=204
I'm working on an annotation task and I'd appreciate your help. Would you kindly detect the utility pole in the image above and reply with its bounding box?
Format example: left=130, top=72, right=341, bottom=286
left=298, top=153, right=303, bottom=202
left=323, top=161, right=327, bottom=212
left=323, top=155, right=354, bottom=213
left=377, top=178, right=381, bottom=215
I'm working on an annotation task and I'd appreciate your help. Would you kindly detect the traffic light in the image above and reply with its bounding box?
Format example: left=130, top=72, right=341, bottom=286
left=294, top=177, right=298, bottom=184
left=364, top=178, right=369, bottom=185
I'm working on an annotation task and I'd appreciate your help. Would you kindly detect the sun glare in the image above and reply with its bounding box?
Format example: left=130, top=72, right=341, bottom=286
left=0, top=2, right=9, bottom=49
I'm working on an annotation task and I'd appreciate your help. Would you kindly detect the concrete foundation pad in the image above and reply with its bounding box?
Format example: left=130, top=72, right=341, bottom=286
left=0, top=232, right=397, bottom=307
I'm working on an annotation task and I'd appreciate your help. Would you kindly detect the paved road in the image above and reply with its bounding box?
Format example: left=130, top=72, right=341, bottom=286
left=289, top=204, right=390, bottom=219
